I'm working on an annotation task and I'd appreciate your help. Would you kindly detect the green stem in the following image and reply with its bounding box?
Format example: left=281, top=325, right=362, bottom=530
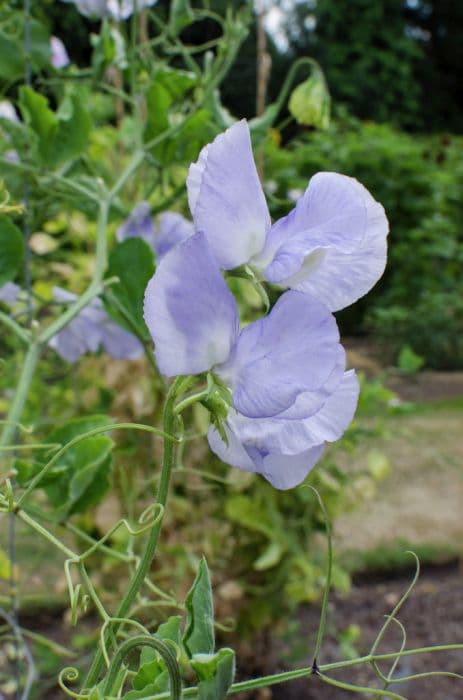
left=310, top=487, right=332, bottom=664
left=0, top=310, right=30, bottom=344
left=316, top=672, right=406, bottom=699
left=102, top=635, right=181, bottom=698
left=83, top=378, right=185, bottom=689
left=0, top=341, right=40, bottom=448
left=142, top=642, right=463, bottom=699
left=16, top=509, right=77, bottom=559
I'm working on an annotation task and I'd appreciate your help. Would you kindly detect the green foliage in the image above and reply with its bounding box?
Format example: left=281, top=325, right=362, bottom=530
left=0, top=14, right=50, bottom=80
left=191, top=648, right=235, bottom=700
left=105, top=238, right=155, bottom=337
left=169, top=0, right=194, bottom=35
left=183, top=558, right=215, bottom=657
left=0, top=216, right=24, bottom=285
left=36, top=416, right=114, bottom=518
left=19, top=87, right=91, bottom=167
left=372, top=292, right=463, bottom=370
left=397, top=345, right=425, bottom=374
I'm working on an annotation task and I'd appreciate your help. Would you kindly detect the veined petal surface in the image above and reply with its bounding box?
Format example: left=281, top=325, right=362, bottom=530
left=216, top=290, right=341, bottom=419
left=260, top=173, right=388, bottom=311
left=186, top=120, right=271, bottom=269
left=284, top=184, right=388, bottom=311
left=233, top=370, right=359, bottom=455
left=208, top=421, right=325, bottom=491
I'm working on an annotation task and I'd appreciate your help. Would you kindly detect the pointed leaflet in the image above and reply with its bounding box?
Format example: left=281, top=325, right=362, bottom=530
left=183, top=558, right=215, bottom=657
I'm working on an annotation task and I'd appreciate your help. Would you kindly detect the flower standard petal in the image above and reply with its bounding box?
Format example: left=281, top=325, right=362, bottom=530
left=186, top=120, right=271, bottom=269
left=143, top=233, right=240, bottom=376
left=216, top=290, right=341, bottom=419
left=259, top=173, right=388, bottom=311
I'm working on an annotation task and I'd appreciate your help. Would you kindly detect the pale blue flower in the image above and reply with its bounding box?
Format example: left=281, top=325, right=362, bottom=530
left=0, top=282, right=20, bottom=305
left=62, top=0, right=157, bottom=19
left=117, top=203, right=193, bottom=260
left=186, top=120, right=389, bottom=311
left=143, top=233, right=358, bottom=488
left=49, top=287, right=143, bottom=363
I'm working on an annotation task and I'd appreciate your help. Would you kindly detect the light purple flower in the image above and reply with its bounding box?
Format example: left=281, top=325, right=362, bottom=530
left=49, top=287, right=143, bottom=363
left=143, top=233, right=358, bottom=488
left=117, top=203, right=193, bottom=260
left=61, top=0, right=157, bottom=19
left=116, top=202, right=156, bottom=246
left=107, top=0, right=157, bottom=19
left=186, top=120, right=388, bottom=311
left=50, top=36, right=70, bottom=69
left=0, top=282, right=20, bottom=305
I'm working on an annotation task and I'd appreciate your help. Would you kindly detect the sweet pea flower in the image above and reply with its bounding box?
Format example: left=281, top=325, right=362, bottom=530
left=117, top=203, right=193, bottom=260
left=107, top=0, right=157, bottom=19
left=49, top=287, right=143, bottom=362
left=186, top=120, right=389, bottom=312
left=62, top=0, right=156, bottom=19
left=50, top=36, right=70, bottom=69
left=116, top=202, right=155, bottom=246
left=0, top=282, right=20, bottom=305
left=144, top=233, right=359, bottom=488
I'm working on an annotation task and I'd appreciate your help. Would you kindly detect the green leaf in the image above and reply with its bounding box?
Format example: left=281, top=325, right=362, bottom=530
left=0, top=216, right=24, bottom=285
left=132, top=618, right=182, bottom=692
left=0, top=31, right=24, bottom=80
left=132, top=659, right=166, bottom=692
left=0, top=17, right=50, bottom=80
left=19, top=87, right=91, bottom=166
left=169, top=0, right=194, bottom=35
left=155, top=67, right=196, bottom=101
left=191, top=648, right=235, bottom=700
left=105, top=238, right=155, bottom=336
left=289, top=68, right=331, bottom=129
left=42, top=415, right=114, bottom=517
left=45, top=438, right=112, bottom=517
left=144, top=81, right=172, bottom=162
left=183, top=558, right=215, bottom=657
